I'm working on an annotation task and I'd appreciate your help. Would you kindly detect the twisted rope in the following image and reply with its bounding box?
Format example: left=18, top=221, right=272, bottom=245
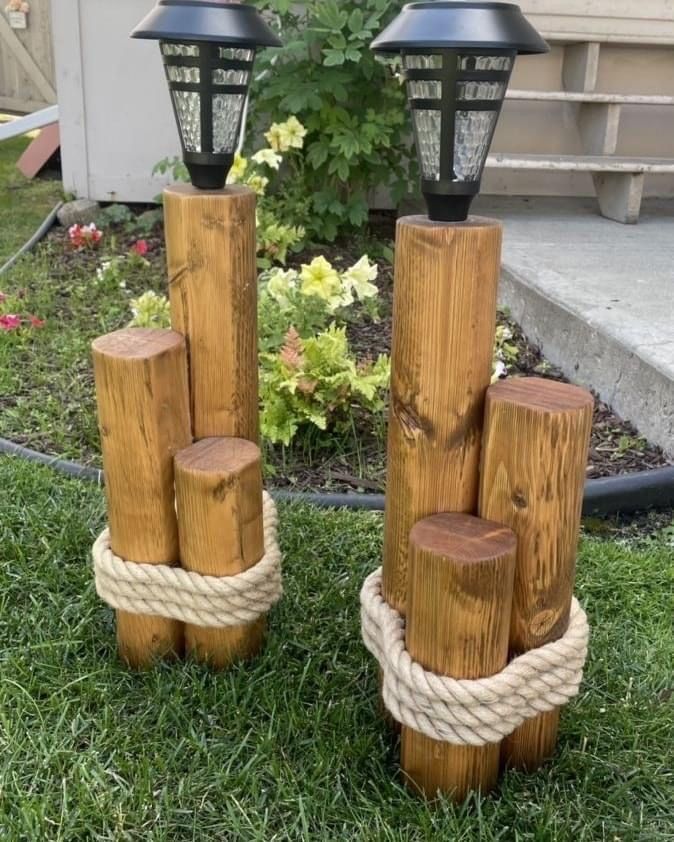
left=93, top=492, right=282, bottom=628
left=361, top=568, right=589, bottom=746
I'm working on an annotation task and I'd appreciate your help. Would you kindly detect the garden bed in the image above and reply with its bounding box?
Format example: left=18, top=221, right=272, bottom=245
left=0, top=208, right=670, bottom=493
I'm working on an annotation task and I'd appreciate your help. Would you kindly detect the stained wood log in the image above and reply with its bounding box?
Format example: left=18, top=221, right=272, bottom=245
left=174, top=437, right=266, bottom=668
left=163, top=184, right=258, bottom=442
left=479, top=377, right=593, bottom=771
left=401, top=513, right=517, bottom=801
left=92, top=328, right=192, bottom=668
left=383, top=216, right=502, bottom=617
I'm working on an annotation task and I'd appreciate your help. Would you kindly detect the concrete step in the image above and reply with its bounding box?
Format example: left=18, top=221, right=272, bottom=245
left=473, top=195, right=674, bottom=459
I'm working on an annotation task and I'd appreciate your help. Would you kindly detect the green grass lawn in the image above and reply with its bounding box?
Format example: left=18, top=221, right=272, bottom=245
left=1, top=455, right=672, bottom=840
left=0, top=231, right=165, bottom=461
left=0, top=131, right=63, bottom=263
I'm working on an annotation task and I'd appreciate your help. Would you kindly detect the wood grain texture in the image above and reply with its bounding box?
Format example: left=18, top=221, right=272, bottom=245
left=383, top=216, right=502, bottom=617
left=174, top=437, right=266, bottom=668
left=92, top=328, right=192, bottom=668
left=163, top=184, right=259, bottom=442
left=401, top=513, right=516, bottom=801
left=478, top=377, right=593, bottom=771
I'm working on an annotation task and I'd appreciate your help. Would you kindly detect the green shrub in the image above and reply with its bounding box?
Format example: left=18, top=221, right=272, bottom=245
left=252, top=0, right=414, bottom=241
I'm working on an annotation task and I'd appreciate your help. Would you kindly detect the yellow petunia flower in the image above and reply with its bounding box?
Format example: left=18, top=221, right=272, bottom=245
left=300, top=256, right=342, bottom=304
left=265, top=122, right=291, bottom=153
left=227, top=152, right=248, bottom=184
left=284, top=116, right=308, bottom=150
left=252, top=148, right=283, bottom=170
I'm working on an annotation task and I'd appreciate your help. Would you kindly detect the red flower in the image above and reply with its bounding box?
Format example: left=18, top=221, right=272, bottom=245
left=28, top=315, right=45, bottom=329
left=131, top=239, right=149, bottom=257
left=0, top=314, right=21, bottom=331
left=68, top=223, right=102, bottom=250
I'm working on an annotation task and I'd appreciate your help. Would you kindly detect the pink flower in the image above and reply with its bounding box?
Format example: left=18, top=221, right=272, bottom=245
left=28, top=315, right=45, bottom=329
left=68, top=223, right=102, bottom=250
left=130, top=239, right=149, bottom=257
left=0, top=314, right=21, bottom=331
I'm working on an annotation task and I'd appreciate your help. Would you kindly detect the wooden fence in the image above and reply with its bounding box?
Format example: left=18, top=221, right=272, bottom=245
left=0, top=0, right=56, bottom=114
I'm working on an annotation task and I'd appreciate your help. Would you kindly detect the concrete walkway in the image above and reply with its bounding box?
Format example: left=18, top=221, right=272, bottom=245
left=473, top=196, right=674, bottom=457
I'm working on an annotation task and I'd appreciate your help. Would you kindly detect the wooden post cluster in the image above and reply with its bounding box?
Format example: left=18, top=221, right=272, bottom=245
left=93, top=186, right=272, bottom=670
left=384, top=216, right=593, bottom=801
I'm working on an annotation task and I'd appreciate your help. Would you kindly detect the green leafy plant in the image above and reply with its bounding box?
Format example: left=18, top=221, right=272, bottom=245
left=260, top=324, right=390, bottom=446
left=251, top=0, right=414, bottom=241
left=129, top=291, right=171, bottom=329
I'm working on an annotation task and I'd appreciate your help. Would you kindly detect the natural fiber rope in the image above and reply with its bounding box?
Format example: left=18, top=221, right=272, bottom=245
left=360, top=568, right=590, bottom=747
left=93, top=491, right=282, bottom=628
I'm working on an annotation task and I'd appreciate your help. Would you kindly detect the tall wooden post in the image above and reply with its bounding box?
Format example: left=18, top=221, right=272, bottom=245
left=479, top=377, right=593, bottom=770
left=174, top=437, right=266, bottom=668
left=92, top=329, right=192, bottom=668
left=383, top=217, right=502, bottom=617
left=163, top=184, right=259, bottom=442
left=401, top=513, right=517, bottom=801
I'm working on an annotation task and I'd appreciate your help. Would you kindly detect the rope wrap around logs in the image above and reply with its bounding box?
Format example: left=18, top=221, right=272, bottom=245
left=93, top=491, right=282, bottom=628
left=360, top=568, right=590, bottom=747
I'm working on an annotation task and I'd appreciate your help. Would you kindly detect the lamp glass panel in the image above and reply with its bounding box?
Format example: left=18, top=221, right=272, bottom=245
left=413, top=109, right=441, bottom=180
left=219, top=47, right=255, bottom=61
left=213, top=68, right=250, bottom=85
left=166, top=65, right=200, bottom=84
left=404, top=54, right=442, bottom=70
left=162, top=43, right=199, bottom=57
left=457, top=80, right=506, bottom=100
left=172, top=90, right=201, bottom=152
left=212, top=93, right=245, bottom=154
left=454, top=110, right=497, bottom=180
left=407, top=79, right=442, bottom=99
left=458, top=55, right=512, bottom=71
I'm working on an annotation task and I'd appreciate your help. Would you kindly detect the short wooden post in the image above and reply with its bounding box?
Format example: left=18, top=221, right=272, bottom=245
left=383, top=216, right=502, bottom=617
left=174, top=437, right=266, bottom=668
left=479, top=377, right=593, bottom=771
left=401, top=513, right=517, bottom=801
left=163, top=184, right=259, bottom=442
left=92, top=328, right=192, bottom=668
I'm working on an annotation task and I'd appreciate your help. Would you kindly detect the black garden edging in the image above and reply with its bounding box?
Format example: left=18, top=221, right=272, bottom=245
left=2, top=435, right=673, bottom=518
left=0, top=202, right=63, bottom=277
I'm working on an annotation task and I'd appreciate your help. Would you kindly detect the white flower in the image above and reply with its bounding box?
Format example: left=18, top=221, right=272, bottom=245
left=491, top=360, right=507, bottom=383
left=252, top=148, right=282, bottom=170
left=96, top=260, right=113, bottom=282
left=342, top=256, right=378, bottom=301
left=267, top=268, right=299, bottom=307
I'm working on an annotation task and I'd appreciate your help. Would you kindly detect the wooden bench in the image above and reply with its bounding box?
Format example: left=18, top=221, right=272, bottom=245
left=486, top=153, right=674, bottom=223
left=506, top=90, right=674, bottom=106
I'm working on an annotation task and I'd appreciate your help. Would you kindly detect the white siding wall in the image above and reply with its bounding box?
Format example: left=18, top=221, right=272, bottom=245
left=51, top=0, right=179, bottom=202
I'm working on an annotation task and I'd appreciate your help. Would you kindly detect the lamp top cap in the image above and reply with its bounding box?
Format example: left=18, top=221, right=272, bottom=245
left=131, top=0, right=282, bottom=48
left=371, top=1, right=548, bottom=55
